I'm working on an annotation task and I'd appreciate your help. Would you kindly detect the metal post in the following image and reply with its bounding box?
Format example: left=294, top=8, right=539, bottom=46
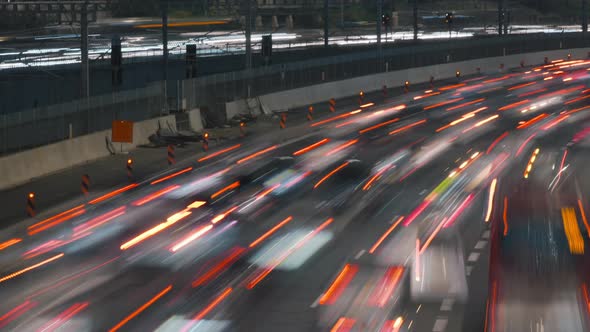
left=498, top=0, right=503, bottom=36
left=161, top=0, right=168, bottom=112
left=377, top=0, right=382, bottom=60
left=413, top=0, right=418, bottom=41
left=583, top=0, right=588, bottom=33
left=245, top=0, right=252, bottom=69
left=80, top=1, right=89, bottom=98
left=324, top=0, right=329, bottom=47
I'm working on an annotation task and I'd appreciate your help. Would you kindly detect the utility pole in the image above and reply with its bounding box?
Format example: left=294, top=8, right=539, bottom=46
left=80, top=0, right=89, bottom=98
left=377, top=0, right=382, bottom=60
left=245, top=0, right=252, bottom=69
left=498, top=0, right=503, bottom=36
left=161, top=0, right=169, bottom=110
left=583, top=0, right=588, bottom=33
left=413, top=0, right=418, bottom=41
left=324, top=0, right=329, bottom=47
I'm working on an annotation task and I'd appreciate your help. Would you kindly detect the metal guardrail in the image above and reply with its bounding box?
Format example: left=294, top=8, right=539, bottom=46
left=1, top=32, right=589, bottom=155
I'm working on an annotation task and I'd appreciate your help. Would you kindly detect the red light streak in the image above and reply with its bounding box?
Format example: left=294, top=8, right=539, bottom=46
left=424, top=97, right=464, bottom=110
left=325, top=139, right=358, bottom=156
left=314, top=162, right=349, bottom=189
left=368, top=267, right=404, bottom=307
left=578, top=200, right=590, bottom=239
left=319, top=264, right=359, bottom=305
left=498, top=99, right=530, bottom=111
left=413, top=91, right=440, bottom=100
left=0, top=253, right=64, bottom=284
left=109, top=285, right=172, bottom=332
left=446, top=98, right=485, bottom=111
left=311, top=112, right=356, bottom=127
left=192, top=287, right=233, bottom=320
left=28, top=204, right=86, bottom=236
left=0, top=238, right=22, bottom=251
left=170, top=224, right=214, bottom=252
left=0, top=300, right=37, bottom=329
left=360, top=102, right=375, bottom=108
left=120, top=210, right=192, bottom=250
left=363, top=166, right=390, bottom=191
left=482, top=75, right=511, bottom=84
left=517, top=113, right=548, bottom=129
left=247, top=217, right=334, bottom=289
left=507, top=81, right=536, bottom=91
left=541, top=114, right=569, bottom=130
left=211, top=181, right=240, bottom=199
left=518, top=87, right=547, bottom=98
left=249, top=216, right=293, bottom=248
left=503, top=197, right=508, bottom=236
left=150, top=167, right=193, bottom=185
left=40, top=302, right=89, bottom=332
left=211, top=206, right=238, bottom=224
left=388, top=119, right=427, bottom=135
left=192, top=247, right=245, bottom=287
left=29, top=257, right=119, bottom=299
left=444, top=194, right=474, bottom=228
left=89, top=183, right=139, bottom=204
left=565, top=105, right=590, bottom=115
left=359, top=118, right=400, bottom=134
left=74, top=206, right=127, bottom=236
left=566, top=94, right=590, bottom=105
left=486, top=131, right=509, bottom=154
left=293, top=138, right=330, bottom=156
left=403, top=198, right=433, bottom=226
left=369, top=216, right=405, bottom=254
left=515, top=133, right=536, bottom=156
left=331, top=317, right=356, bottom=332
left=132, top=185, right=179, bottom=206
left=438, top=83, right=466, bottom=91
left=197, top=144, right=241, bottom=162
left=236, top=145, right=278, bottom=164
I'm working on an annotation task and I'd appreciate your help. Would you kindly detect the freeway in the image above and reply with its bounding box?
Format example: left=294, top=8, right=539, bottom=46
left=1, top=57, right=590, bottom=331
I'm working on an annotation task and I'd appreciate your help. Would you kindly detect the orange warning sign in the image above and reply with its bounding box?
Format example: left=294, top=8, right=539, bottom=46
left=112, top=120, right=133, bottom=143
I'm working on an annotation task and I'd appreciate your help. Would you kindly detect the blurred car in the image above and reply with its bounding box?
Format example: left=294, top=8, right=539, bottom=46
left=316, top=255, right=407, bottom=332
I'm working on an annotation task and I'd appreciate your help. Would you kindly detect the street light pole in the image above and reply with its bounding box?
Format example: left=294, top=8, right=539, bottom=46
left=80, top=0, right=89, bottom=98
left=413, top=0, right=418, bottom=41
left=245, top=0, right=252, bottom=69
left=498, top=0, right=503, bottom=36
left=324, top=0, right=329, bottom=47
left=161, top=0, right=168, bottom=111
left=583, top=0, right=588, bottom=33
left=377, top=0, right=382, bottom=60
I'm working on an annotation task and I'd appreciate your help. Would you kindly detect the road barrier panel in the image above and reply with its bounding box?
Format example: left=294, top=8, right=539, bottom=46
left=329, top=98, right=336, bottom=113
left=167, top=145, right=175, bottom=165
left=81, top=174, right=90, bottom=196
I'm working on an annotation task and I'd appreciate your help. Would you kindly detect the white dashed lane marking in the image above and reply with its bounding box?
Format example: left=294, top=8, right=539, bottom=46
left=440, top=299, right=454, bottom=312
left=465, top=266, right=473, bottom=276
left=354, top=249, right=366, bottom=260
left=467, top=252, right=480, bottom=262
left=482, top=230, right=490, bottom=239
left=432, top=317, right=448, bottom=332
left=474, top=240, right=487, bottom=250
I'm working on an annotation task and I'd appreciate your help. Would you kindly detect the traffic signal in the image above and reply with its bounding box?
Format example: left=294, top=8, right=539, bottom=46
left=382, top=14, right=391, bottom=26
left=445, top=12, right=453, bottom=24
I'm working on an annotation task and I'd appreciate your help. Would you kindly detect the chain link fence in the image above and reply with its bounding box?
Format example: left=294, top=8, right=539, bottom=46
left=2, top=32, right=589, bottom=156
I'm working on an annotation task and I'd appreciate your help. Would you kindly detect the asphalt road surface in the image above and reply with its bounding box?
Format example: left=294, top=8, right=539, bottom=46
left=1, top=57, right=590, bottom=332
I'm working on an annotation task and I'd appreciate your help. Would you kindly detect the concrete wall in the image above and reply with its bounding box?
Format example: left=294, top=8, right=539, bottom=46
left=227, top=48, right=590, bottom=115
left=0, top=114, right=176, bottom=191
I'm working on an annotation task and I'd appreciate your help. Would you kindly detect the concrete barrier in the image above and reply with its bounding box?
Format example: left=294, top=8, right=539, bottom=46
left=0, top=114, right=176, bottom=191
left=226, top=48, right=590, bottom=116
left=187, top=108, right=204, bottom=133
